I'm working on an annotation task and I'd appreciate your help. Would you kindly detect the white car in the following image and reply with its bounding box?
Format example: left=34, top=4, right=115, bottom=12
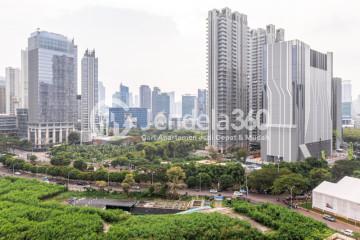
left=233, top=191, right=243, bottom=197
left=209, top=189, right=218, bottom=193
left=341, top=229, right=353, bottom=236
left=14, top=172, right=21, bottom=175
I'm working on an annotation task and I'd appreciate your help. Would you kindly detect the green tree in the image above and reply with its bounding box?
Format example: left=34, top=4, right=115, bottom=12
left=272, top=173, right=309, bottom=196
left=309, top=168, right=331, bottom=188
left=235, top=148, right=247, bottom=162
left=248, top=166, right=291, bottom=193
left=197, top=172, right=212, bottom=189
left=50, top=155, right=71, bottom=166
left=73, top=160, right=87, bottom=171
left=121, top=173, right=135, bottom=195
left=332, top=160, right=360, bottom=180
left=144, top=145, right=157, bottom=161
left=186, top=176, right=197, bottom=188
left=219, top=174, right=234, bottom=191
left=68, top=131, right=80, bottom=145
left=166, top=166, right=186, bottom=197
left=29, top=155, right=37, bottom=164
left=348, top=142, right=354, bottom=161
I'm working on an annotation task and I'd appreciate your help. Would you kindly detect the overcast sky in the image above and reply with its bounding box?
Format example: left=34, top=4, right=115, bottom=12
left=0, top=0, right=359, bottom=104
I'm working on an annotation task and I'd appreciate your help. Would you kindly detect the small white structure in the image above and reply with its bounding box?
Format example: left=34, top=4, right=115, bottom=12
left=312, top=176, right=360, bottom=222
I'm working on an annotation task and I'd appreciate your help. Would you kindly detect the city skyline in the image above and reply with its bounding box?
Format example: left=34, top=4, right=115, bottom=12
left=0, top=0, right=359, bottom=105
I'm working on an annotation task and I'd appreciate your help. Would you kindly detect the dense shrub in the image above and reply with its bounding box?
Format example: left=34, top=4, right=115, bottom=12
left=232, top=201, right=333, bottom=240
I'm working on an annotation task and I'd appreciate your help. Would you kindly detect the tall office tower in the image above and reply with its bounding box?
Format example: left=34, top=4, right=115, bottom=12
left=139, top=85, right=151, bottom=109
left=21, top=49, right=29, bottom=108
left=262, top=40, right=333, bottom=162
left=27, top=31, right=77, bottom=148
left=5, top=67, right=21, bottom=115
left=0, top=77, right=5, bottom=114
left=332, top=77, right=342, bottom=149
left=166, top=91, right=175, bottom=117
left=207, top=8, right=249, bottom=152
left=81, top=49, right=99, bottom=142
left=16, top=108, right=28, bottom=139
left=152, top=87, right=170, bottom=121
left=341, top=80, right=352, bottom=125
left=182, top=94, right=196, bottom=118
left=197, top=89, right=207, bottom=116
left=120, top=83, right=129, bottom=105
left=249, top=25, right=284, bottom=141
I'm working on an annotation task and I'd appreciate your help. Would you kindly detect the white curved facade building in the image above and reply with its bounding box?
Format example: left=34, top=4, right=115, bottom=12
left=262, top=40, right=333, bottom=162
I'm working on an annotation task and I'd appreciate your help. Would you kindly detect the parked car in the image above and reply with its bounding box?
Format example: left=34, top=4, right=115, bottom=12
left=14, top=171, right=21, bottom=175
left=323, top=214, right=336, bottom=222
left=233, top=191, right=244, bottom=199
left=341, top=229, right=353, bottom=236
left=209, top=189, right=218, bottom=194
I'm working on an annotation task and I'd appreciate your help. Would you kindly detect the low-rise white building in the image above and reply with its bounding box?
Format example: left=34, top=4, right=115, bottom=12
left=312, top=176, right=360, bottom=222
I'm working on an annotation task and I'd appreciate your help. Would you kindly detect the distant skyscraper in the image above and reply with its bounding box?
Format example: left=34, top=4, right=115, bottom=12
left=249, top=24, right=284, bottom=141
left=21, top=49, right=29, bottom=108
left=0, top=77, right=5, bottom=114
left=342, top=80, right=352, bottom=125
left=5, top=67, right=21, bottom=115
left=98, top=81, right=105, bottom=104
left=182, top=95, right=196, bottom=118
left=139, top=85, right=151, bottom=109
left=262, top=40, right=333, bottom=162
left=120, top=83, right=129, bottom=105
left=197, top=89, right=207, bottom=116
left=16, top=108, right=28, bottom=139
left=98, top=81, right=106, bottom=114
left=152, top=87, right=170, bottom=121
left=81, top=49, right=99, bottom=142
left=332, top=77, right=342, bottom=149
left=207, top=8, right=249, bottom=152
left=27, top=31, right=77, bottom=148
left=112, top=92, right=121, bottom=107
left=166, top=91, right=175, bottom=117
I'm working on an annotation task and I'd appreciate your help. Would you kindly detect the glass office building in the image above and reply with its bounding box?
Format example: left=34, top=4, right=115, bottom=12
left=27, top=31, right=77, bottom=148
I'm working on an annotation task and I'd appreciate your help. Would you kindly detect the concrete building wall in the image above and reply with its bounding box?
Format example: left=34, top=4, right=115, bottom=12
left=263, top=40, right=332, bottom=162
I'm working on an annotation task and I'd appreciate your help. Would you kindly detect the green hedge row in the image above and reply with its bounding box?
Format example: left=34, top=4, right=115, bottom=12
left=232, top=200, right=333, bottom=240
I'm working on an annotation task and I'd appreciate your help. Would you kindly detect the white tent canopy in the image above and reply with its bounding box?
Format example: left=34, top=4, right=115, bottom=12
left=312, top=176, right=360, bottom=221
